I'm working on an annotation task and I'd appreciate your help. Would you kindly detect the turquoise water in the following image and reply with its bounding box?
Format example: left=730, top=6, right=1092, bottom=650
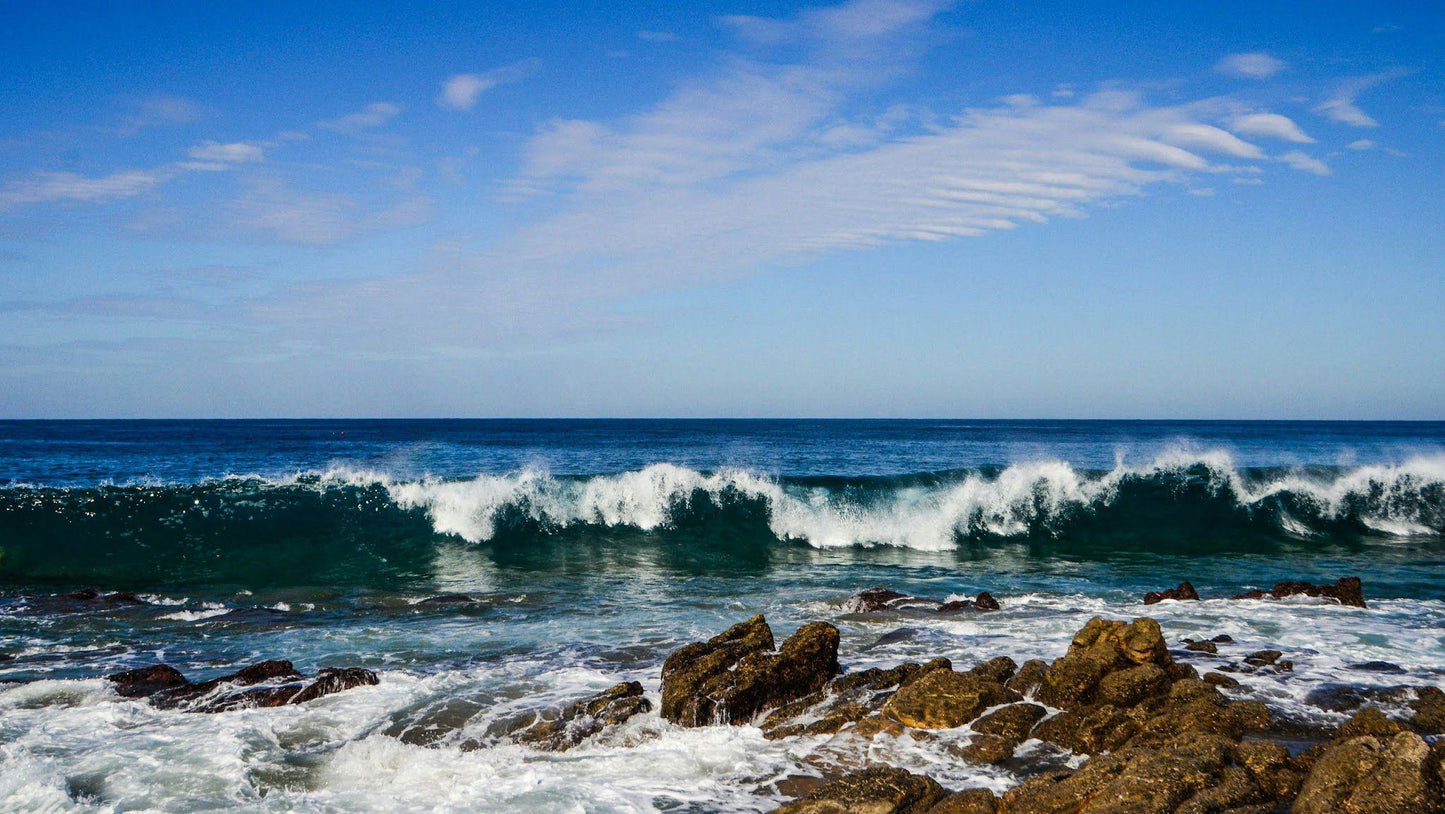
left=2, top=420, right=1444, bottom=811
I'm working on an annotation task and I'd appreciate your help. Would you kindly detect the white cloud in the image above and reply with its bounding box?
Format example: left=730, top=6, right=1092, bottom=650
left=0, top=169, right=170, bottom=209
left=319, top=102, right=401, bottom=133
left=1278, top=150, right=1330, bottom=176
left=1163, top=124, right=1264, bottom=158
left=1314, top=70, right=1407, bottom=127
left=1229, top=113, right=1314, bottom=143
left=1347, top=139, right=1376, bottom=151
left=1215, top=52, right=1285, bottom=80
left=438, top=61, right=537, bottom=111
left=186, top=140, right=266, bottom=166
left=116, top=95, right=203, bottom=135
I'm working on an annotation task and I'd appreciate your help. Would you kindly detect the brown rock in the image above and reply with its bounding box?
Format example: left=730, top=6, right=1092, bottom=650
left=1096, top=664, right=1170, bottom=708
left=1203, top=672, right=1240, bottom=689
left=1231, top=577, right=1366, bottom=608
left=149, top=660, right=377, bottom=713
left=966, top=657, right=1018, bottom=685
left=1001, top=734, right=1239, bottom=814
left=513, top=681, right=652, bottom=751
left=107, top=664, right=187, bottom=698
left=956, top=733, right=1019, bottom=764
left=884, top=670, right=1019, bottom=729
left=1410, top=687, right=1445, bottom=735
left=973, top=703, right=1047, bottom=742
left=1337, top=707, right=1405, bottom=741
left=926, top=788, right=998, bottom=814
left=661, top=615, right=840, bottom=726
left=1006, top=659, right=1048, bottom=697
left=1292, top=731, right=1442, bottom=813
left=1184, top=640, right=1218, bottom=654
left=1143, top=581, right=1200, bottom=605
left=939, top=593, right=1001, bottom=613
left=769, top=766, right=947, bottom=814
left=1037, top=617, right=1171, bottom=710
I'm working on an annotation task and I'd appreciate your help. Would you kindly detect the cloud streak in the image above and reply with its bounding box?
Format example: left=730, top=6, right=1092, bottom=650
left=438, top=61, right=536, bottom=111
left=1215, top=52, right=1285, bottom=79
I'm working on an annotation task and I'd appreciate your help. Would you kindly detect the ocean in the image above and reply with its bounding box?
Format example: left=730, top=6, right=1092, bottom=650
left=2, top=419, right=1444, bottom=811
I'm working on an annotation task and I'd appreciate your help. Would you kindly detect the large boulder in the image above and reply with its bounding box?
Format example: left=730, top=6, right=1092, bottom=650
left=769, top=766, right=947, bottom=814
left=761, top=659, right=952, bottom=740
left=661, top=615, right=840, bottom=726
left=1037, top=617, right=1171, bottom=709
left=107, top=664, right=187, bottom=698
left=512, top=681, right=652, bottom=751
left=1291, top=731, right=1443, bottom=813
left=883, top=669, right=1019, bottom=729
left=1231, top=577, right=1366, bottom=608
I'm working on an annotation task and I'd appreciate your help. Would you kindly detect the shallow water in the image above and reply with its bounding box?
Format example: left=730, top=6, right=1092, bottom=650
left=2, top=420, right=1444, bottom=812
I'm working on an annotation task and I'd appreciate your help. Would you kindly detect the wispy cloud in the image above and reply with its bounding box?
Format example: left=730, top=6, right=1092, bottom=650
left=438, top=61, right=537, bottom=111
left=1314, top=70, right=1407, bottom=127
left=1347, top=139, right=1376, bottom=151
left=1214, top=52, right=1286, bottom=80
left=0, top=169, right=170, bottom=209
left=318, top=102, right=402, bottom=133
left=1229, top=113, right=1314, bottom=143
left=115, top=95, right=203, bottom=136
left=1278, top=150, right=1330, bottom=176
left=229, top=178, right=431, bottom=246
left=180, top=140, right=267, bottom=170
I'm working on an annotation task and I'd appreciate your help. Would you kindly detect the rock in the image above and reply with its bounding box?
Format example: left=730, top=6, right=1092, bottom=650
left=1037, top=617, right=1170, bottom=710
left=56, top=589, right=147, bottom=607
left=1304, top=683, right=1415, bottom=714
left=1203, top=672, right=1240, bottom=689
left=1410, top=687, right=1445, bottom=735
left=966, top=657, right=1018, bottom=684
left=926, top=788, right=998, bottom=814
left=1212, top=634, right=1234, bottom=643
left=884, top=669, right=1019, bottom=729
left=1006, top=659, right=1048, bottom=697
left=1096, top=664, right=1170, bottom=708
left=1184, top=640, right=1218, bottom=654
left=1292, top=731, right=1442, bottom=813
left=107, top=664, right=187, bottom=698
left=1231, top=577, right=1367, bottom=608
left=843, top=589, right=928, bottom=613
left=1350, top=661, right=1406, bottom=674
left=512, top=681, right=652, bottom=751
left=956, top=733, right=1019, bottom=764
left=1232, top=739, right=1305, bottom=801
left=416, top=594, right=475, bottom=605
left=660, top=615, right=840, bottom=726
left=149, top=660, right=377, bottom=712
left=973, top=703, right=1047, bottom=742
left=939, top=593, right=1000, bottom=613
left=769, top=766, right=947, bottom=814
left=1244, top=650, right=1283, bottom=667
left=762, top=659, right=953, bottom=739
left=1337, top=707, right=1405, bottom=740
left=1143, top=581, right=1200, bottom=605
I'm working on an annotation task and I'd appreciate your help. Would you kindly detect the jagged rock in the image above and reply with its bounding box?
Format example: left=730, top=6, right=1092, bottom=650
left=661, top=615, right=840, bottom=726
left=1292, top=731, right=1443, bottom=813
left=416, top=594, right=475, bottom=605
left=1033, top=679, right=1269, bottom=757
left=512, top=681, right=652, bottom=751
left=1037, top=617, right=1170, bottom=710
left=1304, top=683, right=1415, bottom=714
left=1096, top=664, right=1170, bottom=708
left=844, top=589, right=919, bottom=613
left=769, top=766, right=947, bottom=814
left=762, top=659, right=952, bottom=739
left=1203, top=672, right=1240, bottom=689
left=1337, top=707, right=1405, bottom=740
left=107, top=664, right=187, bottom=698
left=1244, top=650, right=1282, bottom=667
left=939, top=593, right=1001, bottom=613
left=966, top=657, right=1018, bottom=684
left=956, top=734, right=1019, bottom=764
left=148, top=660, right=377, bottom=712
left=1144, top=581, right=1200, bottom=605
left=1232, top=739, right=1306, bottom=801
left=884, top=669, right=1019, bottom=729
left=1410, top=687, right=1445, bottom=735
left=927, top=788, right=999, bottom=813
left=1006, top=660, right=1048, bottom=697
left=1231, top=577, right=1366, bottom=608
left=55, top=589, right=148, bottom=607
left=973, top=703, right=1047, bottom=742
left=1184, top=640, right=1218, bottom=654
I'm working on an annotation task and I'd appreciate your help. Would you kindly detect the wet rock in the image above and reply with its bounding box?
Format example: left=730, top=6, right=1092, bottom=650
left=1244, top=650, right=1282, bottom=667
left=1212, top=634, right=1234, bottom=643
left=956, top=733, right=1019, bottom=765
left=761, top=659, right=952, bottom=739
left=1096, top=664, right=1170, bottom=708
left=1037, top=617, right=1170, bottom=710
left=1143, top=581, right=1200, bottom=605
left=1203, top=672, right=1240, bottom=689
left=884, top=669, right=1019, bottom=729
left=1337, top=707, right=1404, bottom=740
left=1232, top=739, right=1305, bottom=801
left=843, top=589, right=928, bottom=613
left=1409, top=686, right=1445, bottom=735
left=54, top=589, right=148, bottom=607
left=939, top=593, right=1001, bottom=613
left=1304, top=683, right=1415, bottom=714
left=973, top=703, right=1048, bottom=743
left=415, top=594, right=475, bottom=605
left=1231, top=577, right=1366, bottom=608
left=1350, top=661, right=1405, bottom=674
left=106, top=664, right=187, bottom=698
left=966, top=657, right=1017, bottom=685
left=1184, top=640, right=1218, bottom=654
left=926, top=788, right=998, bottom=814
left=149, top=660, right=377, bottom=712
left=512, top=681, right=652, bottom=751
left=1292, top=731, right=1442, bottom=813
left=769, top=766, right=947, bottom=814
left=661, top=615, right=840, bottom=726
left=1005, top=659, right=1048, bottom=697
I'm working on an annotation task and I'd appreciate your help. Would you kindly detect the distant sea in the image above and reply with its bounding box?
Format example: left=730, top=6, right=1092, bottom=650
left=3, top=419, right=1444, bottom=811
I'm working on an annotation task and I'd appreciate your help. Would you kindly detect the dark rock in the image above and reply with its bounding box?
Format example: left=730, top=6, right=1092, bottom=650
left=973, top=703, right=1047, bottom=742
left=769, top=766, right=947, bottom=814
left=660, top=615, right=840, bottom=726
left=60, top=588, right=101, bottom=601
left=512, top=681, right=652, bottom=751
left=843, top=589, right=925, bottom=613
left=1143, top=581, right=1200, bottom=605
left=1244, top=650, right=1282, bottom=667
left=1203, top=671, right=1240, bottom=689
left=1304, top=683, right=1415, bottom=714
left=107, top=664, right=187, bottom=698
left=416, top=594, right=475, bottom=605
left=939, top=593, right=1000, bottom=613
left=55, top=589, right=147, bottom=607
left=966, top=656, right=1017, bottom=685
left=955, top=734, right=1018, bottom=764
left=1231, top=577, right=1367, bottom=608
left=1005, top=659, right=1048, bottom=697
left=1350, top=661, right=1406, bottom=674
left=1337, top=707, right=1405, bottom=740
left=1185, top=640, right=1218, bottom=654
left=883, top=669, right=1019, bottom=729
left=925, top=788, right=998, bottom=813
left=869, top=628, right=921, bottom=648
left=1095, top=664, right=1169, bottom=708
left=1292, top=731, right=1442, bottom=813
left=149, top=660, right=376, bottom=712
left=1410, top=686, right=1445, bottom=735
left=762, top=659, right=952, bottom=739
left=1212, top=634, right=1235, bottom=643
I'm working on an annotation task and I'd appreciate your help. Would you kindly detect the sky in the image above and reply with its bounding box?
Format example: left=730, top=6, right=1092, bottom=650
left=0, top=0, right=1442, bottom=419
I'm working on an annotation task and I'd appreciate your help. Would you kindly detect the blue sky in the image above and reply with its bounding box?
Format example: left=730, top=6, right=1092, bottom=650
left=0, top=0, right=1441, bottom=418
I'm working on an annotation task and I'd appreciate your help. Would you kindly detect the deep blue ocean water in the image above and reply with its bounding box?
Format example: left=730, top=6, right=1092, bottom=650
left=2, top=420, right=1444, bottom=811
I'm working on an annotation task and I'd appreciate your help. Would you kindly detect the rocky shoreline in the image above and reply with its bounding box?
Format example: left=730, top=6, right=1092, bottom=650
left=66, top=576, right=1445, bottom=812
